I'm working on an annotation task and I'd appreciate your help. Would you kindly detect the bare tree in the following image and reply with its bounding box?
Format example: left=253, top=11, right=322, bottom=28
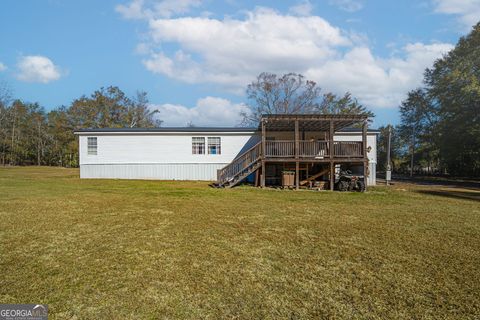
left=241, top=72, right=373, bottom=126
left=241, top=73, right=320, bottom=125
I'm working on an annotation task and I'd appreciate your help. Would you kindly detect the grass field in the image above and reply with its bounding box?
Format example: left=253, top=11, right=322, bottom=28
left=1, top=167, right=479, bottom=319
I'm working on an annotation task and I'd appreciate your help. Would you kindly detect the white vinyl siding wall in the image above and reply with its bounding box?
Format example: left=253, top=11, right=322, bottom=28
left=334, top=133, right=377, bottom=185
left=77, top=130, right=377, bottom=184
left=78, top=132, right=259, bottom=180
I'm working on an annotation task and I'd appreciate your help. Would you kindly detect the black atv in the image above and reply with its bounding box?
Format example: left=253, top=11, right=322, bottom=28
left=335, top=170, right=365, bottom=192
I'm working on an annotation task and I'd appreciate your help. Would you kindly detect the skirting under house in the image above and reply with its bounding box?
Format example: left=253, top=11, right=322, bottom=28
left=79, top=163, right=229, bottom=180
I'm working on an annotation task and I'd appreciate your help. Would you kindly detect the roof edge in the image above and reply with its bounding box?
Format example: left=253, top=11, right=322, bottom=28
left=74, top=126, right=380, bottom=134
left=74, top=127, right=258, bottom=134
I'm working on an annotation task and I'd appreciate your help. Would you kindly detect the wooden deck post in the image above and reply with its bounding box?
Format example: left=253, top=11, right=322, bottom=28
left=330, top=161, right=335, bottom=191
left=295, top=119, right=299, bottom=190
left=295, top=119, right=299, bottom=158
left=261, top=118, right=266, bottom=158
left=261, top=119, right=266, bottom=188
left=362, top=120, right=368, bottom=191
left=295, top=162, right=299, bottom=190
left=329, top=119, right=335, bottom=191
left=329, top=119, right=334, bottom=159
left=261, top=160, right=265, bottom=188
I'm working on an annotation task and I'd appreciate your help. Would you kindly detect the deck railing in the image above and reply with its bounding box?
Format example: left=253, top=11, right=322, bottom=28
left=333, top=141, right=363, bottom=157
left=265, top=140, right=295, bottom=157
left=299, top=141, right=329, bottom=158
left=264, top=140, right=363, bottom=158
left=217, top=140, right=364, bottom=186
left=217, top=142, right=262, bottom=185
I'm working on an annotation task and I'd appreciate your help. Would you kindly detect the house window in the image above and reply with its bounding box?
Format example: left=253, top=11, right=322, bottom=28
left=208, top=137, right=221, bottom=155
left=192, top=137, right=205, bottom=154
left=87, top=137, right=97, bottom=155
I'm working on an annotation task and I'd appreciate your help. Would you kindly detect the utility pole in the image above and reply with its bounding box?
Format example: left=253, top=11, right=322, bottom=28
left=386, top=125, right=392, bottom=185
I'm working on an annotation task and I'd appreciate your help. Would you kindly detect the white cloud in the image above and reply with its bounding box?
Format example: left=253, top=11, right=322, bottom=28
left=154, top=0, right=201, bottom=18
left=0, top=62, right=6, bottom=72
left=289, top=0, right=314, bottom=16
left=329, top=0, right=364, bottom=12
left=135, top=8, right=453, bottom=108
left=143, top=8, right=350, bottom=88
left=151, top=96, right=248, bottom=126
left=116, top=0, right=146, bottom=19
left=116, top=0, right=202, bottom=19
left=16, top=55, right=62, bottom=83
left=433, top=0, right=480, bottom=30
left=305, top=42, right=453, bottom=108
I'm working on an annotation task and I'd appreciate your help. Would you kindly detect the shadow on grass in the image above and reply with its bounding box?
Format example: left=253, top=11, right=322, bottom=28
left=416, top=189, right=480, bottom=202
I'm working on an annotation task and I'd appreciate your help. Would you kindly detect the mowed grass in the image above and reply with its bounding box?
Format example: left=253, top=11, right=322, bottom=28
left=0, top=167, right=479, bottom=319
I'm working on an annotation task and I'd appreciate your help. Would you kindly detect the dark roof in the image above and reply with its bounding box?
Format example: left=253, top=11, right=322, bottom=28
left=260, top=114, right=369, bottom=132
left=74, top=127, right=257, bottom=134
left=75, top=126, right=379, bottom=134
left=261, top=114, right=368, bottom=121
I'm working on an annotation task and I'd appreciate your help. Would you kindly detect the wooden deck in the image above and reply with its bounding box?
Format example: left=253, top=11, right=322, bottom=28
left=217, top=114, right=370, bottom=190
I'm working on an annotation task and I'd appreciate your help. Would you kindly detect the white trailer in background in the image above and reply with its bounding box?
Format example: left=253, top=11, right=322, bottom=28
left=75, top=126, right=379, bottom=185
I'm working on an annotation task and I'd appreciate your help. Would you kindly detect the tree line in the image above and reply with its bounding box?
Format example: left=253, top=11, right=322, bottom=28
left=0, top=72, right=372, bottom=168
left=0, top=86, right=160, bottom=167
left=377, top=22, right=480, bottom=177
left=3, top=23, right=478, bottom=176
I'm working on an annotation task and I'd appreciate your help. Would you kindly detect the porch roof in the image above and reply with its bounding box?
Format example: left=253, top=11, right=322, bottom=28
left=260, top=114, right=368, bottom=132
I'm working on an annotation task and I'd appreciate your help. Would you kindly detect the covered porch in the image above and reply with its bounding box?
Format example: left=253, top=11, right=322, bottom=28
left=259, top=114, right=369, bottom=191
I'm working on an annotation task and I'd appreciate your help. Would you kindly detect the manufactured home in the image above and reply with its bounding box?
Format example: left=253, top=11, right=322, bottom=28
left=75, top=114, right=379, bottom=190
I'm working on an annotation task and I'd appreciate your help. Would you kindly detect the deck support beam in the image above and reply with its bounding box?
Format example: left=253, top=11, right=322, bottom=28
left=330, top=161, right=335, bottom=191
left=295, top=120, right=299, bottom=158
left=329, top=119, right=335, bottom=191
left=261, top=119, right=266, bottom=188
left=295, top=120, right=299, bottom=190
left=362, top=120, right=368, bottom=191
left=329, top=120, right=334, bottom=159
left=295, top=162, right=299, bottom=190
left=261, top=160, right=265, bottom=188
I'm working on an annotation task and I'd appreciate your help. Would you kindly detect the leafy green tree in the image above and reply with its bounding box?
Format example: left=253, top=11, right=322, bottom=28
left=0, top=82, right=13, bottom=165
left=0, top=86, right=161, bottom=167
left=68, top=86, right=160, bottom=129
left=398, top=88, right=438, bottom=176
left=47, top=106, right=77, bottom=167
left=424, top=22, right=480, bottom=176
left=377, top=125, right=406, bottom=172
left=316, top=92, right=374, bottom=117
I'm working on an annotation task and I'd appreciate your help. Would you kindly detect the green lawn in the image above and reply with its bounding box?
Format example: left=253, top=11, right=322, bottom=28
left=1, top=167, right=479, bottom=319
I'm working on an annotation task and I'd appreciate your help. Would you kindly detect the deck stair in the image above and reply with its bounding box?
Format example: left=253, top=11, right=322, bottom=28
left=216, top=142, right=262, bottom=188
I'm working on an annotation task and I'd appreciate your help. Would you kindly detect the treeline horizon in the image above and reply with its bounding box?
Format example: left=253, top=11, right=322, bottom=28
left=0, top=72, right=373, bottom=168
left=0, top=86, right=160, bottom=167
left=377, top=23, right=480, bottom=177
left=1, top=22, right=478, bottom=177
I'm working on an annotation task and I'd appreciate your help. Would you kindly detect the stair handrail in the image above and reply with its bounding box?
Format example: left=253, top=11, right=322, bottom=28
left=217, top=142, right=262, bottom=185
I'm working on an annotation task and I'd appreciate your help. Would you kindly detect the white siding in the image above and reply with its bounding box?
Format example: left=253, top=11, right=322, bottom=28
left=78, top=132, right=259, bottom=181
left=334, top=133, right=377, bottom=186
left=80, top=163, right=226, bottom=180
left=79, top=133, right=259, bottom=165
left=77, top=130, right=378, bottom=184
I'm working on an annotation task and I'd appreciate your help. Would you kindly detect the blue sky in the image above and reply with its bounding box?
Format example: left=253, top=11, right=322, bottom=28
left=0, top=0, right=478, bottom=127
